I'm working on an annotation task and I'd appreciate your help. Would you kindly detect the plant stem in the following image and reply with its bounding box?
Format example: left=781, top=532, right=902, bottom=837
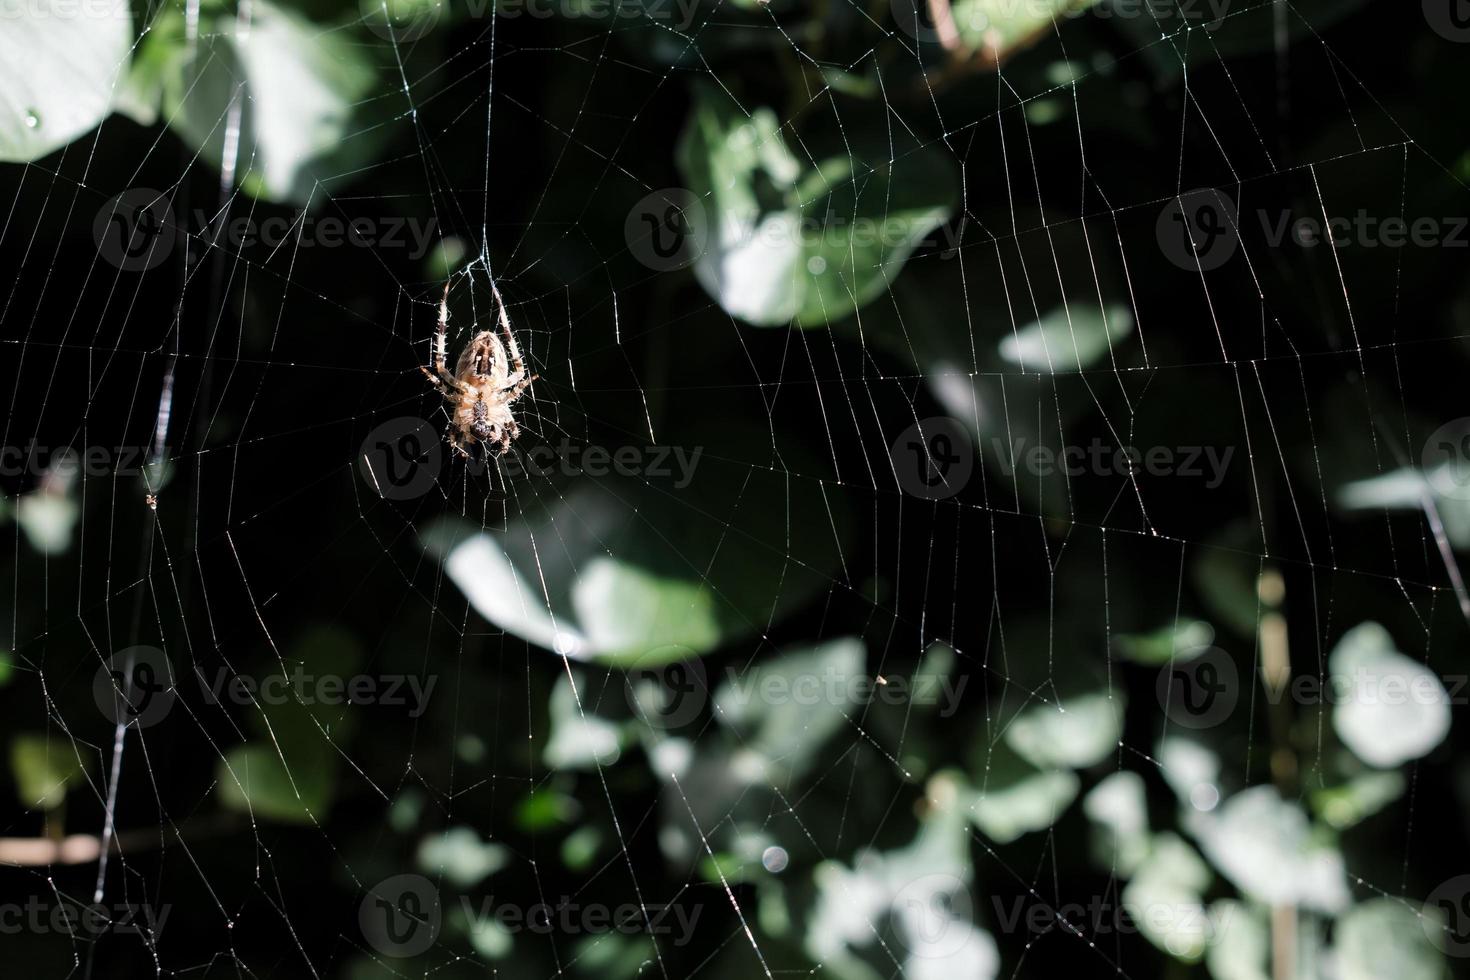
left=1259, top=568, right=1297, bottom=980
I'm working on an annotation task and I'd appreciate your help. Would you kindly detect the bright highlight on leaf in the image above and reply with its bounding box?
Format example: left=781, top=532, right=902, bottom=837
left=677, top=88, right=958, bottom=328
left=0, top=0, right=130, bottom=161
left=1329, top=622, right=1451, bottom=769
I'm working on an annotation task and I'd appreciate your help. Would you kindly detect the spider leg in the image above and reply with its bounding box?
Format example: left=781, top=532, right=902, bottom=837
left=497, top=421, right=518, bottom=455
left=419, top=365, right=450, bottom=394
left=433, top=278, right=452, bottom=378
left=420, top=365, right=474, bottom=401
left=447, top=429, right=472, bottom=459
left=422, top=279, right=467, bottom=392
left=486, top=276, right=529, bottom=383
left=486, top=333, right=510, bottom=382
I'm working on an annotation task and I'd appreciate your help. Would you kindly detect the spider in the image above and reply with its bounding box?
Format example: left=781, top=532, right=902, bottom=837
left=420, top=278, right=538, bottom=458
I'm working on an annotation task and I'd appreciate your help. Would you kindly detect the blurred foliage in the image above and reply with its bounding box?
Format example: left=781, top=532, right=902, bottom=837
left=2, top=0, right=1470, bottom=977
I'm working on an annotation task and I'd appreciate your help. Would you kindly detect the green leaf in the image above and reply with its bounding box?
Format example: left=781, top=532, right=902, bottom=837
left=1330, top=623, right=1451, bottom=769
left=569, top=933, right=658, bottom=980
left=0, top=0, right=131, bottom=161
left=515, top=785, right=578, bottom=831
left=574, top=558, right=723, bottom=656
left=1156, top=736, right=1221, bottom=811
left=642, top=640, right=878, bottom=874
left=231, top=625, right=365, bottom=747
left=16, top=487, right=78, bottom=555
left=676, top=87, right=957, bottom=327
left=863, top=641, right=964, bottom=768
left=426, top=426, right=849, bottom=665
left=544, top=673, right=626, bottom=769
left=1120, top=834, right=1214, bottom=963
left=1190, top=786, right=1348, bottom=914
left=966, top=747, right=1078, bottom=845
left=163, top=0, right=382, bottom=205
left=10, top=735, right=84, bottom=810
left=1004, top=690, right=1122, bottom=770
left=217, top=742, right=334, bottom=823
left=997, top=305, right=1133, bottom=373
left=113, top=11, right=184, bottom=128
left=1082, top=770, right=1151, bottom=875
left=1205, top=900, right=1269, bottom=980
left=712, top=639, right=864, bottom=781
left=948, top=0, right=1103, bottom=62
left=464, top=914, right=513, bottom=959
left=388, top=788, right=425, bottom=832
left=1190, top=529, right=1262, bottom=636
left=818, top=67, right=880, bottom=99
left=1337, top=467, right=1470, bottom=549
left=417, top=827, right=509, bottom=888
left=211, top=630, right=360, bottom=823
left=1114, top=619, right=1215, bottom=666
left=1311, top=770, right=1405, bottom=830
left=969, top=768, right=1077, bottom=844
left=806, top=774, right=999, bottom=980
left=561, top=826, right=602, bottom=870
left=1335, top=899, right=1445, bottom=980
left=1336, top=467, right=1427, bottom=513
left=699, top=851, right=758, bottom=885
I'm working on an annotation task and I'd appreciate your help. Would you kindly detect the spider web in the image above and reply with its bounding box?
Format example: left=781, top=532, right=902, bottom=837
left=2, top=0, right=1469, bottom=977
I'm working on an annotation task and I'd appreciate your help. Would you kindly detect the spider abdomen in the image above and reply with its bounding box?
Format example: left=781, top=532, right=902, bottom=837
left=470, top=400, right=492, bottom=440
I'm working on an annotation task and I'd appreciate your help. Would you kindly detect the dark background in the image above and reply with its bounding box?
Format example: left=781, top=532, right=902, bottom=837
left=2, top=0, right=1470, bottom=975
